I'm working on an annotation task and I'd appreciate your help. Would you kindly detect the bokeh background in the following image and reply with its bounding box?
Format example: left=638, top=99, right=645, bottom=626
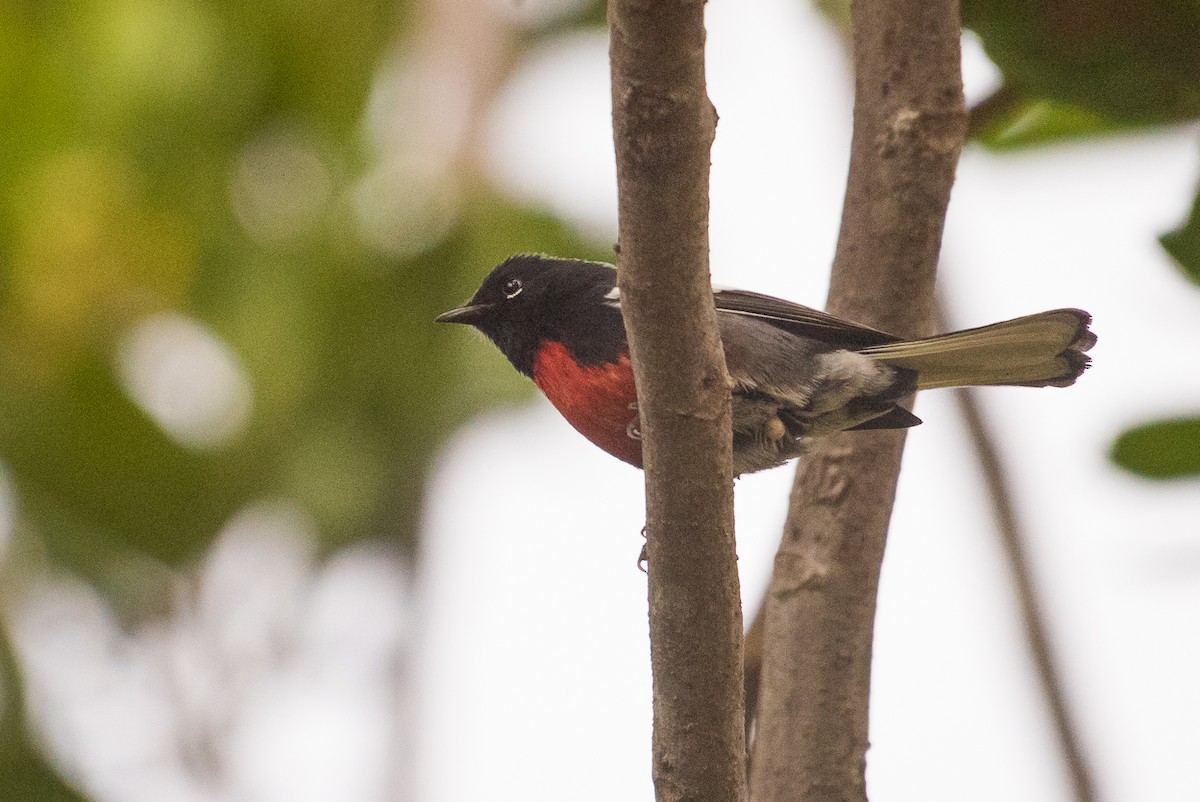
left=2, top=0, right=1199, bottom=800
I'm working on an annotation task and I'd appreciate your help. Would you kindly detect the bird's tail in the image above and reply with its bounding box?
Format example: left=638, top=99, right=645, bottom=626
left=858, top=309, right=1096, bottom=390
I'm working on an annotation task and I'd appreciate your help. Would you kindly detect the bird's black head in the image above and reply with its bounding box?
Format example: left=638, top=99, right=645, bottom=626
left=436, top=253, right=625, bottom=376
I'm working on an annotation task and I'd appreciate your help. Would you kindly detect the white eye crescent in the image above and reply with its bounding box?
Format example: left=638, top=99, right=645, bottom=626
left=503, top=278, right=523, bottom=299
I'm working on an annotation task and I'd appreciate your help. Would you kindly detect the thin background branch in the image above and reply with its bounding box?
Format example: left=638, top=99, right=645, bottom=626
left=942, top=302, right=1099, bottom=802
left=749, top=0, right=966, bottom=797
left=607, top=1, right=745, bottom=800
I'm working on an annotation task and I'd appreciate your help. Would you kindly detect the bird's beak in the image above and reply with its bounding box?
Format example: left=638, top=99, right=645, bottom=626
left=435, top=303, right=493, bottom=325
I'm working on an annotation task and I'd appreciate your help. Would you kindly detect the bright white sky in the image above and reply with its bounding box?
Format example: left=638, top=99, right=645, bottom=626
left=422, top=0, right=1200, bottom=800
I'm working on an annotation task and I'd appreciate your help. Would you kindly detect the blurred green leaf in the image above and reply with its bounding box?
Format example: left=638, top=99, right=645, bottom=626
left=1112, top=417, right=1200, bottom=479
left=0, top=0, right=616, bottom=796
left=0, top=0, right=569, bottom=572
left=972, top=94, right=1136, bottom=150
left=1160, top=182, right=1200, bottom=285
left=0, top=739, right=88, bottom=802
left=963, top=0, right=1200, bottom=126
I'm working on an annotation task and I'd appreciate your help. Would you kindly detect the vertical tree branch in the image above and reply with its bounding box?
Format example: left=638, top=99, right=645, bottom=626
left=608, top=2, right=745, bottom=801
left=749, top=0, right=965, bottom=799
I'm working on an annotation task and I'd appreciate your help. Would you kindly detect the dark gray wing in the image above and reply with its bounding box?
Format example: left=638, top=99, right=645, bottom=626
left=713, top=288, right=901, bottom=349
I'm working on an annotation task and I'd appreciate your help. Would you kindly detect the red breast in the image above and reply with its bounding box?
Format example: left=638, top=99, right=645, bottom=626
left=532, top=340, right=643, bottom=467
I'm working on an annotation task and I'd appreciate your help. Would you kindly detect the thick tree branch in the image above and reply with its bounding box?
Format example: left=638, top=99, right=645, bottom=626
left=749, top=0, right=966, bottom=799
left=608, top=2, right=745, bottom=801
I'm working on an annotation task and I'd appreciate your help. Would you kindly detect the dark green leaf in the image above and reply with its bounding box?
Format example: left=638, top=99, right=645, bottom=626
left=963, top=0, right=1200, bottom=125
left=1112, top=417, right=1200, bottom=478
left=1160, top=181, right=1200, bottom=285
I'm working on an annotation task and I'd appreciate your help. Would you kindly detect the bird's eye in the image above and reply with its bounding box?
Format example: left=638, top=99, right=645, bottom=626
left=502, top=278, right=523, bottom=299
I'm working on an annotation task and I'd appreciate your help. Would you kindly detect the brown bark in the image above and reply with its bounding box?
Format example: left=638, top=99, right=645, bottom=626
left=608, top=2, right=745, bottom=801
left=749, top=0, right=966, bottom=799
left=743, top=603, right=764, bottom=741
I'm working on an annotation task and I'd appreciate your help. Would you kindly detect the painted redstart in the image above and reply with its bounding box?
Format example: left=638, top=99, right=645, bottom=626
left=437, top=254, right=1095, bottom=476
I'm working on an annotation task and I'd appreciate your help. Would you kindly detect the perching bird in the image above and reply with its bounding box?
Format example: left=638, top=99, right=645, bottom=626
left=437, top=254, right=1095, bottom=476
